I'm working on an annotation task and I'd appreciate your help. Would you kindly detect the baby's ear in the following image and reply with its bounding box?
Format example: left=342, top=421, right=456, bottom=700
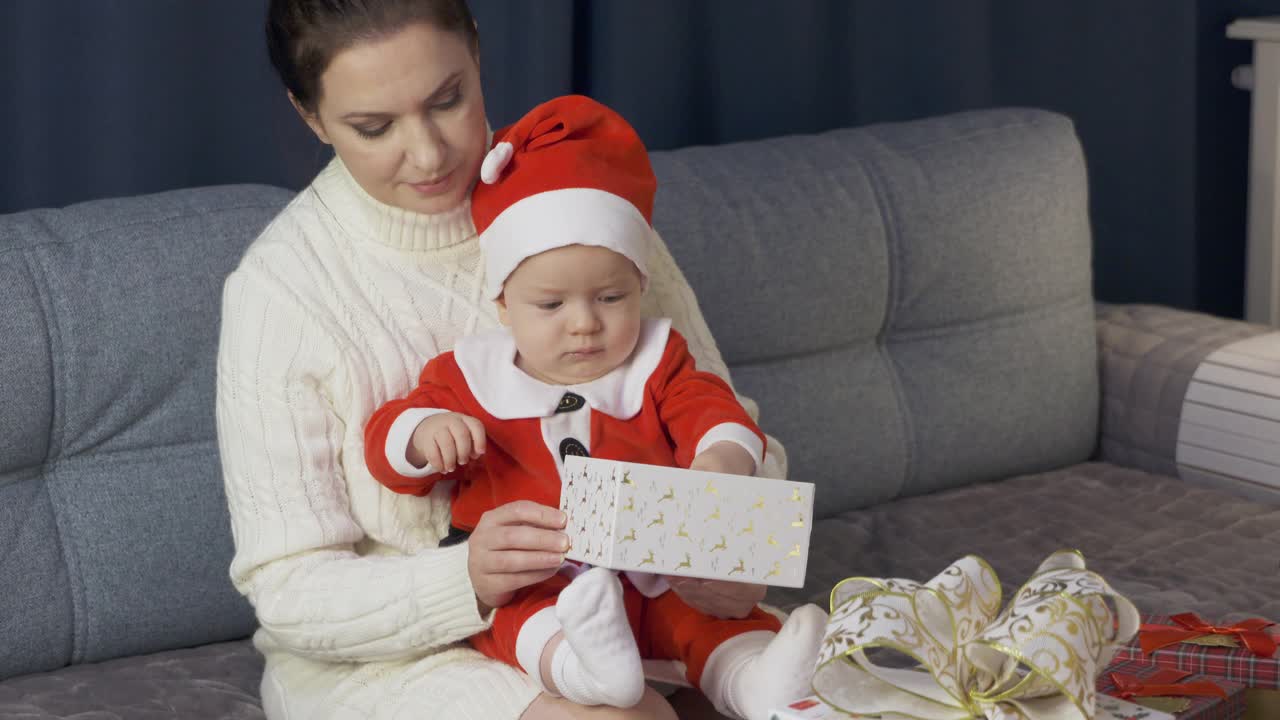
left=495, top=294, right=511, bottom=326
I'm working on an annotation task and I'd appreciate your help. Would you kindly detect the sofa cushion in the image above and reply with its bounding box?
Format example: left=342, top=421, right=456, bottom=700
left=770, top=461, right=1280, bottom=622
left=651, top=108, right=1098, bottom=516
left=0, top=640, right=264, bottom=720
left=0, top=186, right=292, bottom=680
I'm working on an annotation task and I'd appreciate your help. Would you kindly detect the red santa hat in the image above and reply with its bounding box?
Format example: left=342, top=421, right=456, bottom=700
left=472, top=94, right=657, bottom=300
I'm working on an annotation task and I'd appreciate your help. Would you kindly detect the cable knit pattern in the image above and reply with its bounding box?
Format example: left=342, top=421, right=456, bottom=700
left=215, top=156, right=787, bottom=718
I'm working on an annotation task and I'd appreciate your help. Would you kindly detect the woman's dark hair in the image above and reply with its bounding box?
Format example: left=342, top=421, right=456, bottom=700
left=267, top=0, right=478, bottom=113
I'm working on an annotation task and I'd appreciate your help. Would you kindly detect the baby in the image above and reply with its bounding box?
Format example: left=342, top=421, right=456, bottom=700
left=364, top=95, right=824, bottom=720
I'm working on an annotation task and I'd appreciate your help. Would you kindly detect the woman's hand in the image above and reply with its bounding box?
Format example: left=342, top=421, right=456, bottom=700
left=467, top=500, right=569, bottom=613
left=408, top=412, right=486, bottom=472
left=665, top=576, right=767, bottom=619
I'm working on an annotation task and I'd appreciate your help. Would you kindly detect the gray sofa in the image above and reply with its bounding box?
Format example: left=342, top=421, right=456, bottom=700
left=2, top=108, right=1277, bottom=718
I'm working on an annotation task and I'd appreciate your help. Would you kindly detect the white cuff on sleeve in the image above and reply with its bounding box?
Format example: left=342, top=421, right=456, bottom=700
left=694, top=422, right=764, bottom=475
left=386, top=407, right=452, bottom=477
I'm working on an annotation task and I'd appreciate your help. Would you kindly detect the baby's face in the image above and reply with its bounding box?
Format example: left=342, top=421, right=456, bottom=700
left=498, top=245, right=644, bottom=386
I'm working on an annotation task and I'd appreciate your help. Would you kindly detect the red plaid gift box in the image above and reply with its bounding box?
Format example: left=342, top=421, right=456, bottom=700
left=1113, top=613, right=1280, bottom=720
left=1098, top=660, right=1245, bottom=720
left=1113, top=614, right=1278, bottom=689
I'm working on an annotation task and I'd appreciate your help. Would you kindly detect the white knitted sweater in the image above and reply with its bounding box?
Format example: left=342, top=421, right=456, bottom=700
left=215, top=157, right=788, bottom=719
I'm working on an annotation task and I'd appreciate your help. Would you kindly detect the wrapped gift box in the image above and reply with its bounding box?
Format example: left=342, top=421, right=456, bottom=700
left=560, top=456, right=815, bottom=587
left=1113, top=614, right=1279, bottom=720
left=1094, top=695, right=1179, bottom=720
left=1097, top=660, right=1245, bottom=720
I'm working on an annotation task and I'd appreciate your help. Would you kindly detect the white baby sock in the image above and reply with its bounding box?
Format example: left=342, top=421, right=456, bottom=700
left=700, top=604, right=828, bottom=720
left=515, top=606, right=564, bottom=696
left=551, top=567, right=646, bottom=708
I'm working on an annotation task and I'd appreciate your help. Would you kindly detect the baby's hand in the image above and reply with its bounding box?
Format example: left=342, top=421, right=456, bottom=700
left=689, top=441, right=756, bottom=477
left=411, top=412, right=486, bottom=473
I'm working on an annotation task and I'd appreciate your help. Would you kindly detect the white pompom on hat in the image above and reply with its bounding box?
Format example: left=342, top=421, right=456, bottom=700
left=471, top=94, right=657, bottom=300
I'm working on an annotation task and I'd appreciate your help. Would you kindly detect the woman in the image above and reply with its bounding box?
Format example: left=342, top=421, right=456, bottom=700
left=216, top=1, right=790, bottom=718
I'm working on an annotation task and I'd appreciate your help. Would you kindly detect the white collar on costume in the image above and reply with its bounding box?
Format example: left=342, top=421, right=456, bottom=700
left=454, top=318, right=672, bottom=421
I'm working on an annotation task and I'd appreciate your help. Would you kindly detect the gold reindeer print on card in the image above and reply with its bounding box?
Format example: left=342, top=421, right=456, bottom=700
left=561, top=456, right=814, bottom=588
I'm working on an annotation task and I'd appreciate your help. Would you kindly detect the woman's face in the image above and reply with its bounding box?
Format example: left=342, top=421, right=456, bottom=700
left=298, top=22, right=488, bottom=215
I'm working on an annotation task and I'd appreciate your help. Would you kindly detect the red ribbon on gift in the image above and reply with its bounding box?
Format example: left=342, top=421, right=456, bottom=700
left=1108, top=668, right=1228, bottom=700
left=1138, top=612, right=1278, bottom=658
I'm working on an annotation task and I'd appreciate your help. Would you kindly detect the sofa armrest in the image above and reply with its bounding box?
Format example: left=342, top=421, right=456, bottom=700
left=1096, top=303, right=1268, bottom=480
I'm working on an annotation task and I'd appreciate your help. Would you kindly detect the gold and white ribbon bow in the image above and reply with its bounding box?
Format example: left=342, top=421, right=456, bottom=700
left=813, top=551, right=1138, bottom=720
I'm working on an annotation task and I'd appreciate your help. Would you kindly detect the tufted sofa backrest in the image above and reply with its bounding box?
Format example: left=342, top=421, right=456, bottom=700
left=0, top=186, right=292, bottom=679
left=649, top=108, right=1098, bottom=515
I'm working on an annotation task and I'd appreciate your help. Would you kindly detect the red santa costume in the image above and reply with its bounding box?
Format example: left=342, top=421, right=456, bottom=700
left=364, top=96, right=821, bottom=717
left=364, top=316, right=780, bottom=685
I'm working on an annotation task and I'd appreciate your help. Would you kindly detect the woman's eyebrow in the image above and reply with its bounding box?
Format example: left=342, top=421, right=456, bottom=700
left=340, top=71, right=463, bottom=121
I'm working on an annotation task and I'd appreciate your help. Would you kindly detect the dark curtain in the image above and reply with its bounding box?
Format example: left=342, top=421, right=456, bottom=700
left=0, top=0, right=1272, bottom=316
